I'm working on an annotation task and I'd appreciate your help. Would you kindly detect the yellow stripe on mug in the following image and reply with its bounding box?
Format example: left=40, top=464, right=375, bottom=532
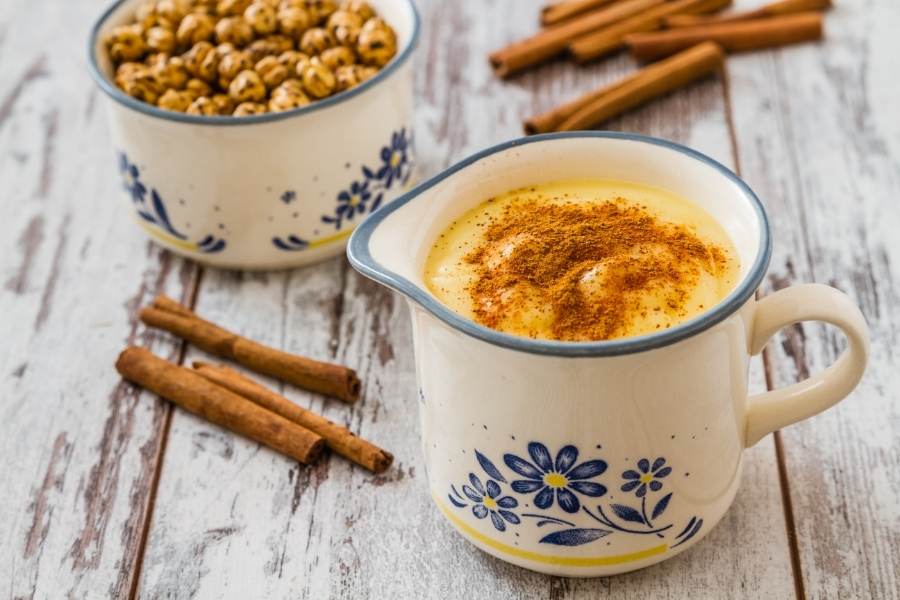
left=435, top=496, right=669, bottom=567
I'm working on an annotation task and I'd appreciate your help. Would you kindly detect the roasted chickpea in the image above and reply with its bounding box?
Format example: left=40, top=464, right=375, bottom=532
left=277, top=5, right=312, bottom=39
left=211, top=93, right=235, bottom=113
left=254, top=55, right=288, bottom=89
left=306, top=0, right=337, bottom=25
left=135, top=1, right=160, bottom=29
left=107, top=24, right=147, bottom=62
left=299, top=27, right=334, bottom=55
left=121, top=73, right=163, bottom=104
left=186, top=96, right=219, bottom=114
left=326, top=10, right=362, bottom=36
left=183, top=41, right=215, bottom=76
left=217, top=49, right=253, bottom=87
left=192, top=0, right=217, bottom=15
left=356, top=17, right=395, bottom=67
left=176, top=13, right=216, bottom=46
left=146, top=26, right=176, bottom=53
left=267, top=34, right=295, bottom=52
left=157, top=88, right=193, bottom=112
left=196, top=45, right=221, bottom=81
left=229, top=69, right=266, bottom=102
left=244, top=2, right=277, bottom=35
left=331, top=17, right=360, bottom=47
left=247, top=38, right=279, bottom=62
left=276, top=77, right=305, bottom=95
left=216, top=0, right=252, bottom=16
left=268, top=86, right=310, bottom=111
left=185, top=77, right=213, bottom=98
left=215, top=16, right=254, bottom=46
left=277, top=50, right=307, bottom=73
left=114, top=61, right=148, bottom=86
left=339, top=0, right=374, bottom=21
left=299, top=58, right=335, bottom=98
left=333, top=63, right=362, bottom=91
left=156, top=0, right=190, bottom=24
left=151, top=55, right=190, bottom=89
left=215, top=41, right=237, bottom=56
left=319, top=45, right=354, bottom=69
left=233, top=101, right=267, bottom=115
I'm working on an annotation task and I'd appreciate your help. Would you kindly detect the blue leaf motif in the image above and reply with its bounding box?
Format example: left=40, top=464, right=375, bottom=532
left=475, top=450, right=507, bottom=483
left=539, top=528, right=611, bottom=546
left=611, top=503, right=645, bottom=524
left=150, top=189, right=186, bottom=239
left=652, top=492, right=672, bottom=520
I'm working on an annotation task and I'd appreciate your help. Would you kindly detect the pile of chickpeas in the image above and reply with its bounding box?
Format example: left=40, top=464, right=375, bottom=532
left=105, top=0, right=398, bottom=116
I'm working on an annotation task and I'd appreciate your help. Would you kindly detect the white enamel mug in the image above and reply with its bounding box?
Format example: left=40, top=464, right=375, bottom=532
left=88, top=0, right=419, bottom=269
left=348, top=133, right=870, bottom=577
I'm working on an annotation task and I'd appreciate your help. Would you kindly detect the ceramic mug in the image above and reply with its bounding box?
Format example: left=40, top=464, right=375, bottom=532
left=88, top=0, right=419, bottom=269
left=348, top=132, right=870, bottom=577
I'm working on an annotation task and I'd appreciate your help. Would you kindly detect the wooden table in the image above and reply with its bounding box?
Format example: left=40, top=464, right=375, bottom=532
left=2, top=0, right=897, bottom=597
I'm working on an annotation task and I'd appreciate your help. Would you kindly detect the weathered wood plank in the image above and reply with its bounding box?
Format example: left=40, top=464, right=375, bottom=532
left=726, top=0, right=900, bottom=598
left=0, top=1, right=201, bottom=598
left=137, top=1, right=794, bottom=597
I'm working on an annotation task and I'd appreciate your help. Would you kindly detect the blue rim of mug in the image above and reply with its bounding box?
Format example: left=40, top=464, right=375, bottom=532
left=348, top=132, right=773, bottom=357
left=87, top=0, right=420, bottom=126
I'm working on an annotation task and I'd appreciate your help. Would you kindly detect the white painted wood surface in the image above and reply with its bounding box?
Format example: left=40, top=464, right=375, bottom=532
left=0, top=0, right=895, bottom=598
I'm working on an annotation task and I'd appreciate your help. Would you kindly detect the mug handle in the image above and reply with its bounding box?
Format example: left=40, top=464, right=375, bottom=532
left=744, top=283, right=870, bottom=447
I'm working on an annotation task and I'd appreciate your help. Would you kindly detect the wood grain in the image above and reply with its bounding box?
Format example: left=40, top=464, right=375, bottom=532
left=135, top=1, right=793, bottom=598
left=3, top=0, right=897, bottom=597
left=726, top=0, right=900, bottom=597
left=0, top=1, right=201, bottom=598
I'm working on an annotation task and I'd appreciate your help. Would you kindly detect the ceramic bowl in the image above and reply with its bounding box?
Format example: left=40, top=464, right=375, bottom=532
left=88, top=0, right=419, bottom=269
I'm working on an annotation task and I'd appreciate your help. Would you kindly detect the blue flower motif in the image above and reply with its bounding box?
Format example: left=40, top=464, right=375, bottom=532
left=462, top=473, right=520, bottom=532
left=504, top=443, right=607, bottom=514
left=621, top=457, right=671, bottom=498
left=118, top=152, right=146, bottom=204
left=375, top=128, right=410, bottom=188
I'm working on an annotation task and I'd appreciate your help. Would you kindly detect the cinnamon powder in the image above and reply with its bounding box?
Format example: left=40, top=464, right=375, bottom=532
left=464, top=197, right=729, bottom=341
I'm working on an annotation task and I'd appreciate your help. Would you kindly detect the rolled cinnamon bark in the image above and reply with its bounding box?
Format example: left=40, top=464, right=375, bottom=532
left=193, top=362, right=394, bottom=473
left=540, top=0, right=618, bottom=26
left=140, top=295, right=361, bottom=402
left=525, top=70, right=645, bottom=134
left=568, top=0, right=731, bottom=63
left=489, top=0, right=664, bottom=78
left=116, top=347, right=325, bottom=464
left=557, top=41, right=725, bottom=131
left=663, top=0, right=830, bottom=28
left=626, top=12, right=823, bottom=61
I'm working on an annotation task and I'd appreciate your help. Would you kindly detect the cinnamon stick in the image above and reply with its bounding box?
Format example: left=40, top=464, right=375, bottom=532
left=626, top=12, right=823, bottom=61
left=489, top=0, right=664, bottom=78
left=568, top=0, right=731, bottom=63
left=193, top=362, right=394, bottom=473
left=556, top=41, right=725, bottom=131
left=525, top=70, right=645, bottom=134
left=116, top=347, right=325, bottom=464
left=139, top=295, right=361, bottom=402
left=664, top=0, right=830, bottom=28
left=541, top=0, right=618, bottom=26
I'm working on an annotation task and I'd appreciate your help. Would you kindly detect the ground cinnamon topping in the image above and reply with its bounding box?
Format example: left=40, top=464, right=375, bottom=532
left=464, top=196, right=729, bottom=341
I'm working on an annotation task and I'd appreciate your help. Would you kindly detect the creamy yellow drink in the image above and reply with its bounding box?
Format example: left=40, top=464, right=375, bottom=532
left=424, top=179, right=740, bottom=342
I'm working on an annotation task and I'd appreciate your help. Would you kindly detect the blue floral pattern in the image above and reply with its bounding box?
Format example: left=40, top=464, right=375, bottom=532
left=117, top=152, right=226, bottom=254
left=504, top=443, right=607, bottom=513
left=452, top=474, right=521, bottom=532
left=275, top=128, right=414, bottom=250
left=621, top=457, right=671, bottom=498
left=447, top=442, right=704, bottom=551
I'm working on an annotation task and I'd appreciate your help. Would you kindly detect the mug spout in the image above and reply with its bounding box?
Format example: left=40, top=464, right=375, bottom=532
left=347, top=181, right=440, bottom=303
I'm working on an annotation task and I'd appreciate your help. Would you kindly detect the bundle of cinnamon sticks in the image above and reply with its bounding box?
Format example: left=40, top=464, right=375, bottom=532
left=494, top=0, right=831, bottom=133
left=116, top=296, right=393, bottom=473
